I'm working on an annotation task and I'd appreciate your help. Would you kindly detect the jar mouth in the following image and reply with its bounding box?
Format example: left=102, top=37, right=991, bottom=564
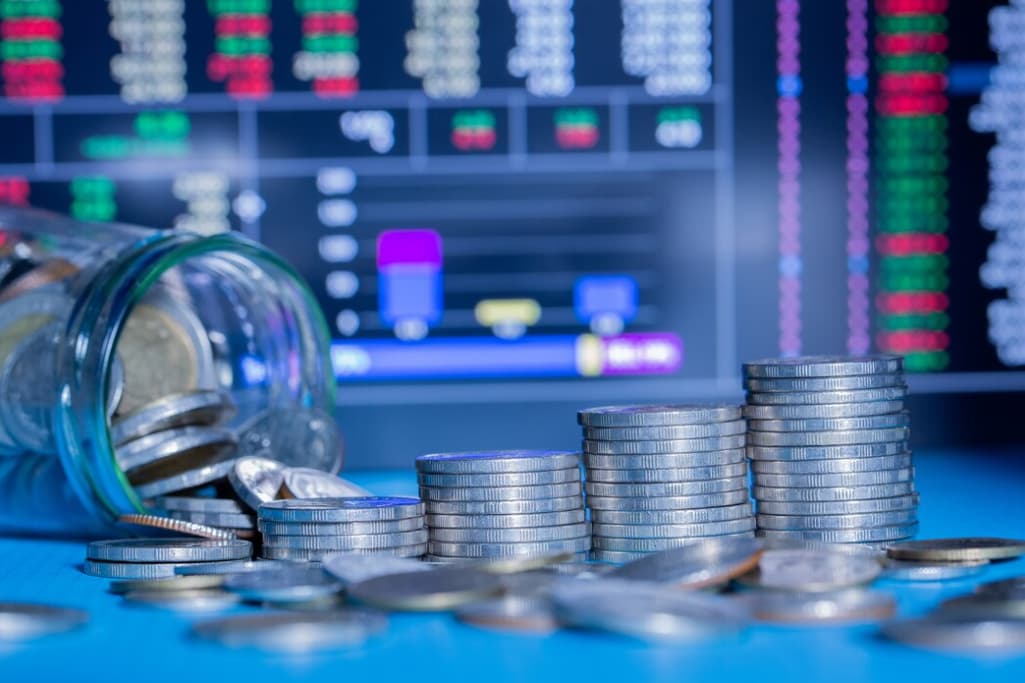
left=55, top=232, right=335, bottom=520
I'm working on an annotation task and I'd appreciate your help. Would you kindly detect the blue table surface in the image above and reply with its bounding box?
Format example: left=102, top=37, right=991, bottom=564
left=2, top=449, right=1025, bottom=683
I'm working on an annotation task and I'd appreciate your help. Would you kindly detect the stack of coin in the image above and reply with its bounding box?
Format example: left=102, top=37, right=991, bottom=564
left=82, top=538, right=253, bottom=580
left=743, top=355, right=918, bottom=545
left=415, top=450, right=591, bottom=562
left=578, top=405, right=755, bottom=563
left=256, top=497, right=428, bottom=562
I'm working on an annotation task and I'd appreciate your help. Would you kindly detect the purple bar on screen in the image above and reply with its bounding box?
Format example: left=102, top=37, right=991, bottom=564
left=377, top=229, right=443, bottom=268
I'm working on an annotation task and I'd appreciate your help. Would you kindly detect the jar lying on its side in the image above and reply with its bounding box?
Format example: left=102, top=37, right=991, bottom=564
left=0, top=206, right=337, bottom=536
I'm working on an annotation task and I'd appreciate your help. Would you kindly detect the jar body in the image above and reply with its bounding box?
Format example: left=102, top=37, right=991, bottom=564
left=0, top=207, right=336, bottom=536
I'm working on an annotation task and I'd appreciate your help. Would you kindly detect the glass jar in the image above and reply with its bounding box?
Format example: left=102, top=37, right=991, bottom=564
left=0, top=206, right=336, bottom=536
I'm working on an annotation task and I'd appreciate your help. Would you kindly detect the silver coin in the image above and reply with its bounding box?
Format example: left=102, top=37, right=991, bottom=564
left=755, top=494, right=919, bottom=516
left=236, top=406, right=344, bottom=474
left=935, top=594, right=1025, bottom=620
left=111, top=390, right=235, bottom=446
left=258, top=496, right=425, bottom=523
left=551, top=578, right=749, bottom=642
left=748, top=412, right=909, bottom=433
left=455, top=595, right=559, bottom=633
left=87, top=538, right=252, bottom=563
left=258, top=517, right=423, bottom=537
left=262, top=543, right=428, bottom=562
left=591, top=549, right=654, bottom=564
left=976, top=576, right=1025, bottom=599
left=0, top=322, right=61, bottom=453
left=757, top=509, right=918, bottom=531
left=348, top=567, right=503, bottom=611
left=753, top=482, right=915, bottom=502
left=585, top=477, right=749, bottom=498
left=745, top=386, right=909, bottom=405
left=747, top=548, right=882, bottom=591
left=757, top=524, right=919, bottom=544
left=417, top=468, right=580, bottom=488
left=882, top=559, right=987, bottom=582
left=747, top=428, right=909, bottom=448
left=191, top=611, right=387, bottom=652
left=606, top=536, right=763, bottom=586
left=751, top=454, right=912, bottom=475
left=584, top=420, right=746, bottom=442
left=745, top=588, right=896, bottom=624
left=585, top=462, right=747, bottom=484
left=153, top=496, right=243, bottom=514
left=743, top=400, right=906, bottom=420
left=120, top=588, right=240, bottom=613
left=321, top=553, right=432, bottom=586
left=578, top=404, right=743, bottom=428
left=133, top=457, right=238, bottom=499
left=280, top=468, right=372, bottom=499
left=0, top=602, right=89, bottom=641
left=745, top=374, right=905, bottom=393
left=584, top=434, right=746, bottom=455
left=742, top=355, right=903, bottom=378
left=263, top=529, right=429, bottom=550
left=880, top=617, right=1025, bottom=653
left=224, top=566, right=342, bottom=604
left=83, top=559, right=190, bottom=580
left=415, top=450, right=580, bottom=474
left=583, top=449, right=746, bottom=470
left=228, top=456, right=286, bottom=511
left=591, top=503, right=754, bottom=526
left=418, top=482, right=582, bottom=502
left=117, top=426, right=237, bottom=477
left=748, top=441, right=909, bottom=461
left=164, top=509, right=256, bottom=530
left=424, top=496, right=583, bottom=516
left=885, top=537, right=1025, bottom=562
left=594, top=525, right=757, bottom=551
left=109, top=575, right=225, bottom=595
left=593, top=518, right=756, bottom=540
left=588, top=489, right=751, bottom=511
left=425, top=509, right=586, bottom=529
left=175, top=560, right=297, bottom=576
left=427, top=537, right=592, bottom=559
left=429, top=522, right=591, bottom=544
left=753, top=468, right=913, bottom=488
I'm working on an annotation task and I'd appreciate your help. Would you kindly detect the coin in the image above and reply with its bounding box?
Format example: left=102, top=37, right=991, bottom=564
left=757, top=510, right=918, bottom=531
left=748, top=441, right=909, bottom=461
left=742, top=355, right=903, bottom=378
left=347, top=568, right=504, bottom=611
left=474, top=552, right=577, bottom=574
left=606, top=536, right=763, bottom=587
left=279, top=468, right=372, bottom=499
left=593, top=523, right=757, bottom=551
left=585, top=462, right=747, bottom=484
left=976, top=576, right=1025, bottom=599
left=938, top=593, right=1025, bottom=620
left=747, top=428, right=909, bottom=448
left=585, top=477, right=749, bottom=498
left=743, top=400, right=906, bottom=420
left=428, top=537, right=591, bottom=559
left=262, top=543, right=428, bottom=562
left=745, top=374, right=905, bottom=393
left=134, top=458, right=238, bottom=499
left=885, top=537, right=1025, bottom=562
left=425, top=509, right=585, bottom=529
left=750, top=454, right=912, bottom=475
left=258, top=497, right=425, bottom=523
left=117, top=514, right=237, bottom=540
left=748, top=412, right=909, bottom=433
left=164, top=510, right=256, bottom=530
left=321, top=553, right=432, bottom=586
left=583, top=434, right=746, bottom=455
left=583, top=449, right=746, bottom=470
left=746, top=386, right=908, bottom=405
left=587, top=489, right=750, bottom=511
left=111, top=390, right=235, bottom=446
left=551, top=578, right=749, bottom=642
left=880, top=617, right=1025, bottom=653
left=881, top=559, right=987, bottom=582
left=418, top=482, right=582, bottom=502
left=754, top=495, right=919, bottom=516
left=0, top=322, right=62, bottom=453
left=263, top=529, right=429, bottom=551
left=593, top=518, right=756, bottom=540
left=584, top=420, right=747, bottom=442
left=591, top=503, right=753, bottom=526
left=752, top=482, right=915, bottom=502
left=424, top=496, right=583, bottom=516
left=743, top=548, right=882, bottom=592
left=235, top=406, right=344, bottom=473
left=117, top=426, right=237, bottom=480
left=224, top=566, right=342, bottom=604
left=86, top=538, right=252, bottom=563
left=578, top=404, right=743, bottom=428
left=590, top=505, right=754, bottom=525
left=258, top=517, right=423, bottom=536
left=120, top=588, right=240, bottom=613
left=223, top=456, right=284, bottom=511
left=415, top=450, right=580, bottom=474
left=83, top=559, right=190, bottom=580
left=153, top=496, right=244, bottom=514
left=744, top=588, right=896, bottom=624
left=109, top=574, right=225, bottom=595
left=758, top=524, right=919, bottom=543
left=0, top=602, right=89, bottom=641
left=758, top=538, right=886, bottom=560
left=590, top=549, right=655, bottom=564
left=191, top=611, right=388, bottom=652
left=416, top=468, right=581, bottom=488
left=430, top=522, right=591, bottom=544
left=175, top=560, right=300, bottom=576
left=456, top=596, right=558, bottom=633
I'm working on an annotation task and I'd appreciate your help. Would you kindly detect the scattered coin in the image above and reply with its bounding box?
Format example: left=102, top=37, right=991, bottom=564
left=321, top=553, right=433, bottom=586
left=881, top=559, right=987, bottom=582
left=935, top=594, right=1025, bottom=620
left=347, top=568, right=504, bottom=611
left=885, top=537, right=1025, bottom=563
left=880, top=617, right=1025, bottom=654
left=279, top=468, right=374, bottom=499
left=191, top=611, right=388, bottom=652
left=109, top=575, right=224, bottom=595
left=117, top=514, right=237, bottom=540
left=227, top=456, right=286, bottom=511
left=607, top=536, right=763, bottom=588
left=117, top=426, right=237, bottom=481
left=121, top=589, right=240, bottom=613
left=473, top=552, right=576, bottom=575
left=224, top=566, right=342, bottom=604
left=456, top=596, right=559, bottom=633
left=745, top=589, right=896, bottom=624
left=111, top=390, right=235, bottom=446
left=134, top=457, right=239, bottom=499
left=0, top=602, right=89, bottom=641
left=742, top=548, right=882, bottom=592
left=976, top=576, right=1025, bottom=599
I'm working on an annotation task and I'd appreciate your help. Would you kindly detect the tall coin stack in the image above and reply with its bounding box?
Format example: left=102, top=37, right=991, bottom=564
left=256, top=497, right=428, bottom=562
left=743, top=355, right=918, bottom=545
left=578, top=405, right=755, bottom=564
left=416, top=451, right=591, bottom=562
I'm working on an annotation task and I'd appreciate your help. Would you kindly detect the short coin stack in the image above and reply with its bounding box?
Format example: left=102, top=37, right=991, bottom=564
left=83, top=538, right=253, bottom=579
left=743, top=355, right=918, bottom=545
left=256, top=497, right=428, bottom=562
left=416, top=450, right=591, bottom=562
left=578, top=405, right=755, bottom=564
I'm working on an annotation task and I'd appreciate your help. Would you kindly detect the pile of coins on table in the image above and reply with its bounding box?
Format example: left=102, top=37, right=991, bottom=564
left=415, top=451, right=591, bottom=562
left=578, top=405, right=754, bottom=563
left=742, top=355, right=918, bottom=545
left=83, top=538, right=254, bottom=580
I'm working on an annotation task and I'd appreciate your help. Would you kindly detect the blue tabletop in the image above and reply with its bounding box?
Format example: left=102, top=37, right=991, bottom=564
left=2, top=449, right=1025, bottom=683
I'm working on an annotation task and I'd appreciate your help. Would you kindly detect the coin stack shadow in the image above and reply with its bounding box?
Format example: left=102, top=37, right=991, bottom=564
left=578, top=405, right=756, bottom=564
left=416, top=451, right=592, bottom=562
left=743, top=355, right=919, bottom=545
left=256, top=498, right=428, bottom=562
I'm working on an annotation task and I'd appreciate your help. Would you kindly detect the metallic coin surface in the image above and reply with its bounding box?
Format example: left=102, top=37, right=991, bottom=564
left=417, top=468, right=581, bottom=488
left=746, top=386, right=908, bottom=406
left=0, top=322, right=61, bottom=453
left=134, top=457, right=239, bottom=500
left=118, top=427, right=237, bottom=481
left=882, top=559, right=987, bottom=582
left=976, top=576, right=1025, bottom=599
left=83, top=559, right=188, bottom=580
left=280, top=468, right=372, bottom=500
left=750, top=454, right=912, bottom=475
left=747, top=428, right=909, bottom=448
left=258, top=496, right=425, bottom=523
left=418, top=482, right=582, bottom=502
left=748, top=441, right=909, bottom=461
left=578, top=404, right=743, bottom=428
left=415, top=450, right=580, bottom=474
left=263, top=529, right=429, bottom=551
left=885, top=537, right=1025, bottom=562
left=0, top=602, right=89, bottom=641
left=191, top=611, right=388, bottom=652
left=235, top=406, right=344, bottom=474
left=424, top=496, right=583, bottom=516
left=86, top=538, right=252, bottom=563
left=607, top=536, right=763, bottom=587
left=347, top=568, right=504, bottom=611
left=473, top=552, right=576, bottom=575
left=585, top=477, right=749, bottom=498
left=752, top=482, right=915, bottom=502
left=430, top=522, right=590, bottom=544
left=593, top=523, right=757, bottom=551
left=174, top=560, right=300, bottom=576
left=744, top=374, right=905, bottom=393
left=880, top=617, right=1025, bottom=653
left=745, top=588, right=896, bottom=624
left=583, top=449, right=746, bottom=470
left=228, top=457, right=286, bottom=511
left=109, top=575, right=225, bottom=595
left=593, top=518, right=756, bottom=540
left=757, top=524, right=919, bottom=544
left=258, top=517, right=423, bottom=537
left=748, top=412, right=909, bottom=433
left=425, top=509, right=585, bottom=529
left=746, top=549, right=882, bottom=592
left=742, top=355, right=903, bottom=378
left=456, top=596, right=558, bottom=633
left=262, top=543, right=428, bottom=562
left=742, top=400, right=905, bottom=420
left=164, top=510, right=256, bottom=530
left=111, top=390, right=235, bottom=446
left=754, top=495, right=919, bottom=516
left=757, top=510, right=918, bottom=531
left=154, top=496, right=244, bottom=514
left=590, top=504, right=754, bottom=526
left=584, top=420, right=746, bottom=442
left=585, top=462, right=747, bottom=484
left=587, top=489, right=750, bottom=511
left=321, top=553, right=432, bottom=586
left=224, top=566, right=342, bottom=604
left=117, top=513, right=237, bottom=540
left=583, top=434, right=746, bottom=455
left=427, top=537, right=592, bottom=559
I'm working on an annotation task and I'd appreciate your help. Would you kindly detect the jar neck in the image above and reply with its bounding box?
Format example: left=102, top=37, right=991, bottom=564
left=55, top=232, right=336, bottom=520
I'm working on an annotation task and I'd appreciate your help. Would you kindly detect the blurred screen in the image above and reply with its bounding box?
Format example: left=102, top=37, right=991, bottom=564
left=0, top=0, right=1019, bottom=462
